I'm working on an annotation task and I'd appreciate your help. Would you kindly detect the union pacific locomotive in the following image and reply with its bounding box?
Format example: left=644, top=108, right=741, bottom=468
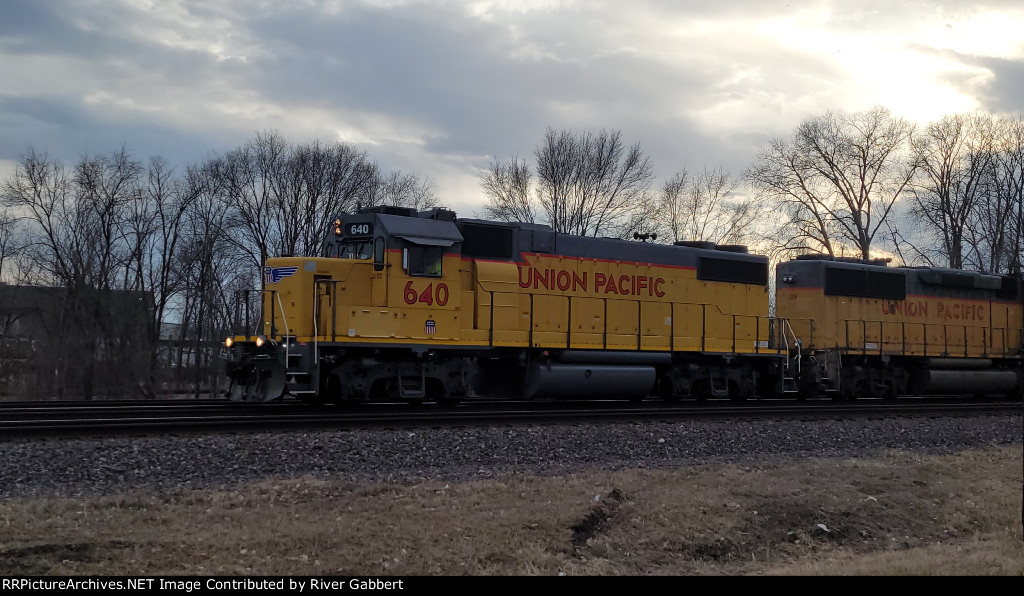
left=223, top=206, right=1023, bottom=403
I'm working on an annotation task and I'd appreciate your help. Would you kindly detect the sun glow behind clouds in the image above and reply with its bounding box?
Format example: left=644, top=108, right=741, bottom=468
left=754, top=8, right=998, bottom=125
left=919, top=9, right=1024, bottom=59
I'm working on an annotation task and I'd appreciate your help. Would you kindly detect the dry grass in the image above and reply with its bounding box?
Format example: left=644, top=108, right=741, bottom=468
left=1, top=446, right=1022, bottom=576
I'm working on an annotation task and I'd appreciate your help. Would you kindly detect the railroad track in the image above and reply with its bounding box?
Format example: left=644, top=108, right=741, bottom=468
left=0, top=396, right=1020, bottom=439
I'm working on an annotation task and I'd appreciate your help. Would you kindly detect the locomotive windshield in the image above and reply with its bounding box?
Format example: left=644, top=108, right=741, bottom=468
left=339, top=241, right=373, bottom=260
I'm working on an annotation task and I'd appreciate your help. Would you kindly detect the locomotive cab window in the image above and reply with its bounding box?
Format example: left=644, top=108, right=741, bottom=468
left=340, top=241, right=373, bottom=260
left=404, top=246, right=443, bottom=277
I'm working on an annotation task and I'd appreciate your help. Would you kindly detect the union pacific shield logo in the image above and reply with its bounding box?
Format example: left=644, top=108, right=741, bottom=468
left=264, top=266, right=298, bottom=284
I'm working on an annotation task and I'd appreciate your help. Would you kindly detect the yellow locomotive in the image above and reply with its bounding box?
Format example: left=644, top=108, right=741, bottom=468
left=224, top=206, right=796, bottom=403
left=224, top=207, right=1023, bottom=403
left=775, top=255, right=1024, bottom=398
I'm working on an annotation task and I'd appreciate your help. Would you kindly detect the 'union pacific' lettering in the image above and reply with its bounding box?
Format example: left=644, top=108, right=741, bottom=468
left=882, top=300, right=928, bottom=317
left=882, top=299, right=985, bottom=322
left=518, top=266, right=665, bottom=297
left=937, top=301, right=985, bottom=321
left=519, top=267, right=588, bottom=292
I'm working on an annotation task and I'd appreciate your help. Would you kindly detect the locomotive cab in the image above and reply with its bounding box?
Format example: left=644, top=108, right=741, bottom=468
left=224, top=206, right=468, bottom=402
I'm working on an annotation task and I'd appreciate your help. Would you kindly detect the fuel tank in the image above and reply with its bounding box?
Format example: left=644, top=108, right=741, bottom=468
left=524, top=363, right=656, bottom=400
left=909, top=368, right=1019, bottom=395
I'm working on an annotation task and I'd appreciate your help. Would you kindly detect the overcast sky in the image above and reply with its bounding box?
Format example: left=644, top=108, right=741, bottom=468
left=2, top=0, right=1023, bottom=216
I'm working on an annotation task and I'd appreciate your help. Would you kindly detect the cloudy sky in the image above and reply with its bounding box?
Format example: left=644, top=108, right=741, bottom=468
left=2, top=0, right=1023, bottom=216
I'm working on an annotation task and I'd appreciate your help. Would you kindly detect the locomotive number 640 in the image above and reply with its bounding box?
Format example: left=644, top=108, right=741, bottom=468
left=404, top=281, right=449, bottom=306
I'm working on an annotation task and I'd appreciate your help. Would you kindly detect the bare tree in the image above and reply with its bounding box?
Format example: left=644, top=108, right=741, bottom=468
left=218, top=132, right=430, bottom=271
left=73, top=146, right=144, bottom=290
left=997, top=114, right=1024, bottom=274
left=289, top=140, right=378, bottom=256
left=904, top=113, right=995, bottom=269
left=969, top=114, right=1024, bottom=274
left=175, top=159, right=241, bottom=396
left=0, top=208, right=24, bottom=282
left=273, top=140, right=379, bottom=258
left=481, top=128, right=654, bottom=236
left=480, top=156, right=535, bottom=223
left=219, top=131, right=288, bottom=286
left=1, top=147, right=156, bottom=398
left=655, top=167, right=761, bottom=244
left=747, top=106, right=917, bottom=259
left=2, top=149, right=77, bottom=286
left=365, top=169, right=438, bottom=211
left=537, top=128, right=655, bottom=237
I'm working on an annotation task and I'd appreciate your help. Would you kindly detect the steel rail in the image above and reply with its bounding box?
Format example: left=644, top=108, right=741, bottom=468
left=0, top=397, right=1019, bottom=440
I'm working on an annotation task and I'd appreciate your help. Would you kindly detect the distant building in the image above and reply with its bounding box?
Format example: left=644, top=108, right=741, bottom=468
left=0, top=282, right=153, bottom=361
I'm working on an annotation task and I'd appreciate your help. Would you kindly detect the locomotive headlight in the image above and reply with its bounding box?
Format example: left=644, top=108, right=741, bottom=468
left=255, top=335, right=266, bottom=348
left=334, top=218, right=342, bottom=235
left=224, top=337, right=234, bottom=348
left=781, top=274, right=796, bottom=284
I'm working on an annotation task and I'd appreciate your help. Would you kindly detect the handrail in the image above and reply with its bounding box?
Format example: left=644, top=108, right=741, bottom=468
left=476, top=286, right=783, bottom=354
left=233, top=288, right=291, bottom=359
left=833, top=317, right=1018, bottom=359
left=274, top=291, right=291, bottom=364
left=304, top=275, right=1024, bottom=362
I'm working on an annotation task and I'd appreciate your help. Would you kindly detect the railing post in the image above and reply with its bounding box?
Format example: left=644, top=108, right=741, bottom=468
left=529, top=293, right=534, bottom=348
left=637, top=300, right=642, bottom=350
left=602, top=298, right=608, bottom=349
left=331, top=281, right=339, bottom=342
left=670, top=303, right=675, bottom=352
left=701, top=305, right=706, bottom=352
left=489, top=291, right=494, bottom=347
left=268, top=290, right=275, bottom=338
left=567, top=295, right=573, bottom=349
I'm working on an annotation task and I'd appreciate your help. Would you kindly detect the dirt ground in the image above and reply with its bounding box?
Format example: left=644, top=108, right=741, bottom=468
left=1, top=446, right=1022, bottom=576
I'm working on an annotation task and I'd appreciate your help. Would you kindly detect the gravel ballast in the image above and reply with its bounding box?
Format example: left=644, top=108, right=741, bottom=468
left=1, top=415, right=1020, bottom=499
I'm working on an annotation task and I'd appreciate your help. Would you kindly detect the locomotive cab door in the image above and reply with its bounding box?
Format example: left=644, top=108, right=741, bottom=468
left=314, top=274, right=333, bottom=339
left=371, top=236, right=388, bottom=307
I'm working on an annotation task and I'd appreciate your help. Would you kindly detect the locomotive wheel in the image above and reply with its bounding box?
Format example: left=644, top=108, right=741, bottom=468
left=428, top=378, right=464, bottom=407
left=692, top=379, right=713, bottom=402
left=796, top=384, right=818, bottom=400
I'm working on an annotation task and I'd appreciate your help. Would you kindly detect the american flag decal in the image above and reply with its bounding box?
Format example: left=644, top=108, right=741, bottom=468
left=264, top=266, right=298, bottom=284
left=425, top=319, right=436, bottom=335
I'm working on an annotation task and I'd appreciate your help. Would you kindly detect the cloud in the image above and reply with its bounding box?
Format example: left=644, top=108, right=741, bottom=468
left=0, top=0, right=1021, bottom=209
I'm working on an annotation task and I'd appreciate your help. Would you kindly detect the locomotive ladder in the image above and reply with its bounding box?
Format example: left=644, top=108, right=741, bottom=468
left=280, top=288, right=320, bottom=397
left=778, top=319, right=802, bottom=394
left=282, top=335, right=318, bottom=397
